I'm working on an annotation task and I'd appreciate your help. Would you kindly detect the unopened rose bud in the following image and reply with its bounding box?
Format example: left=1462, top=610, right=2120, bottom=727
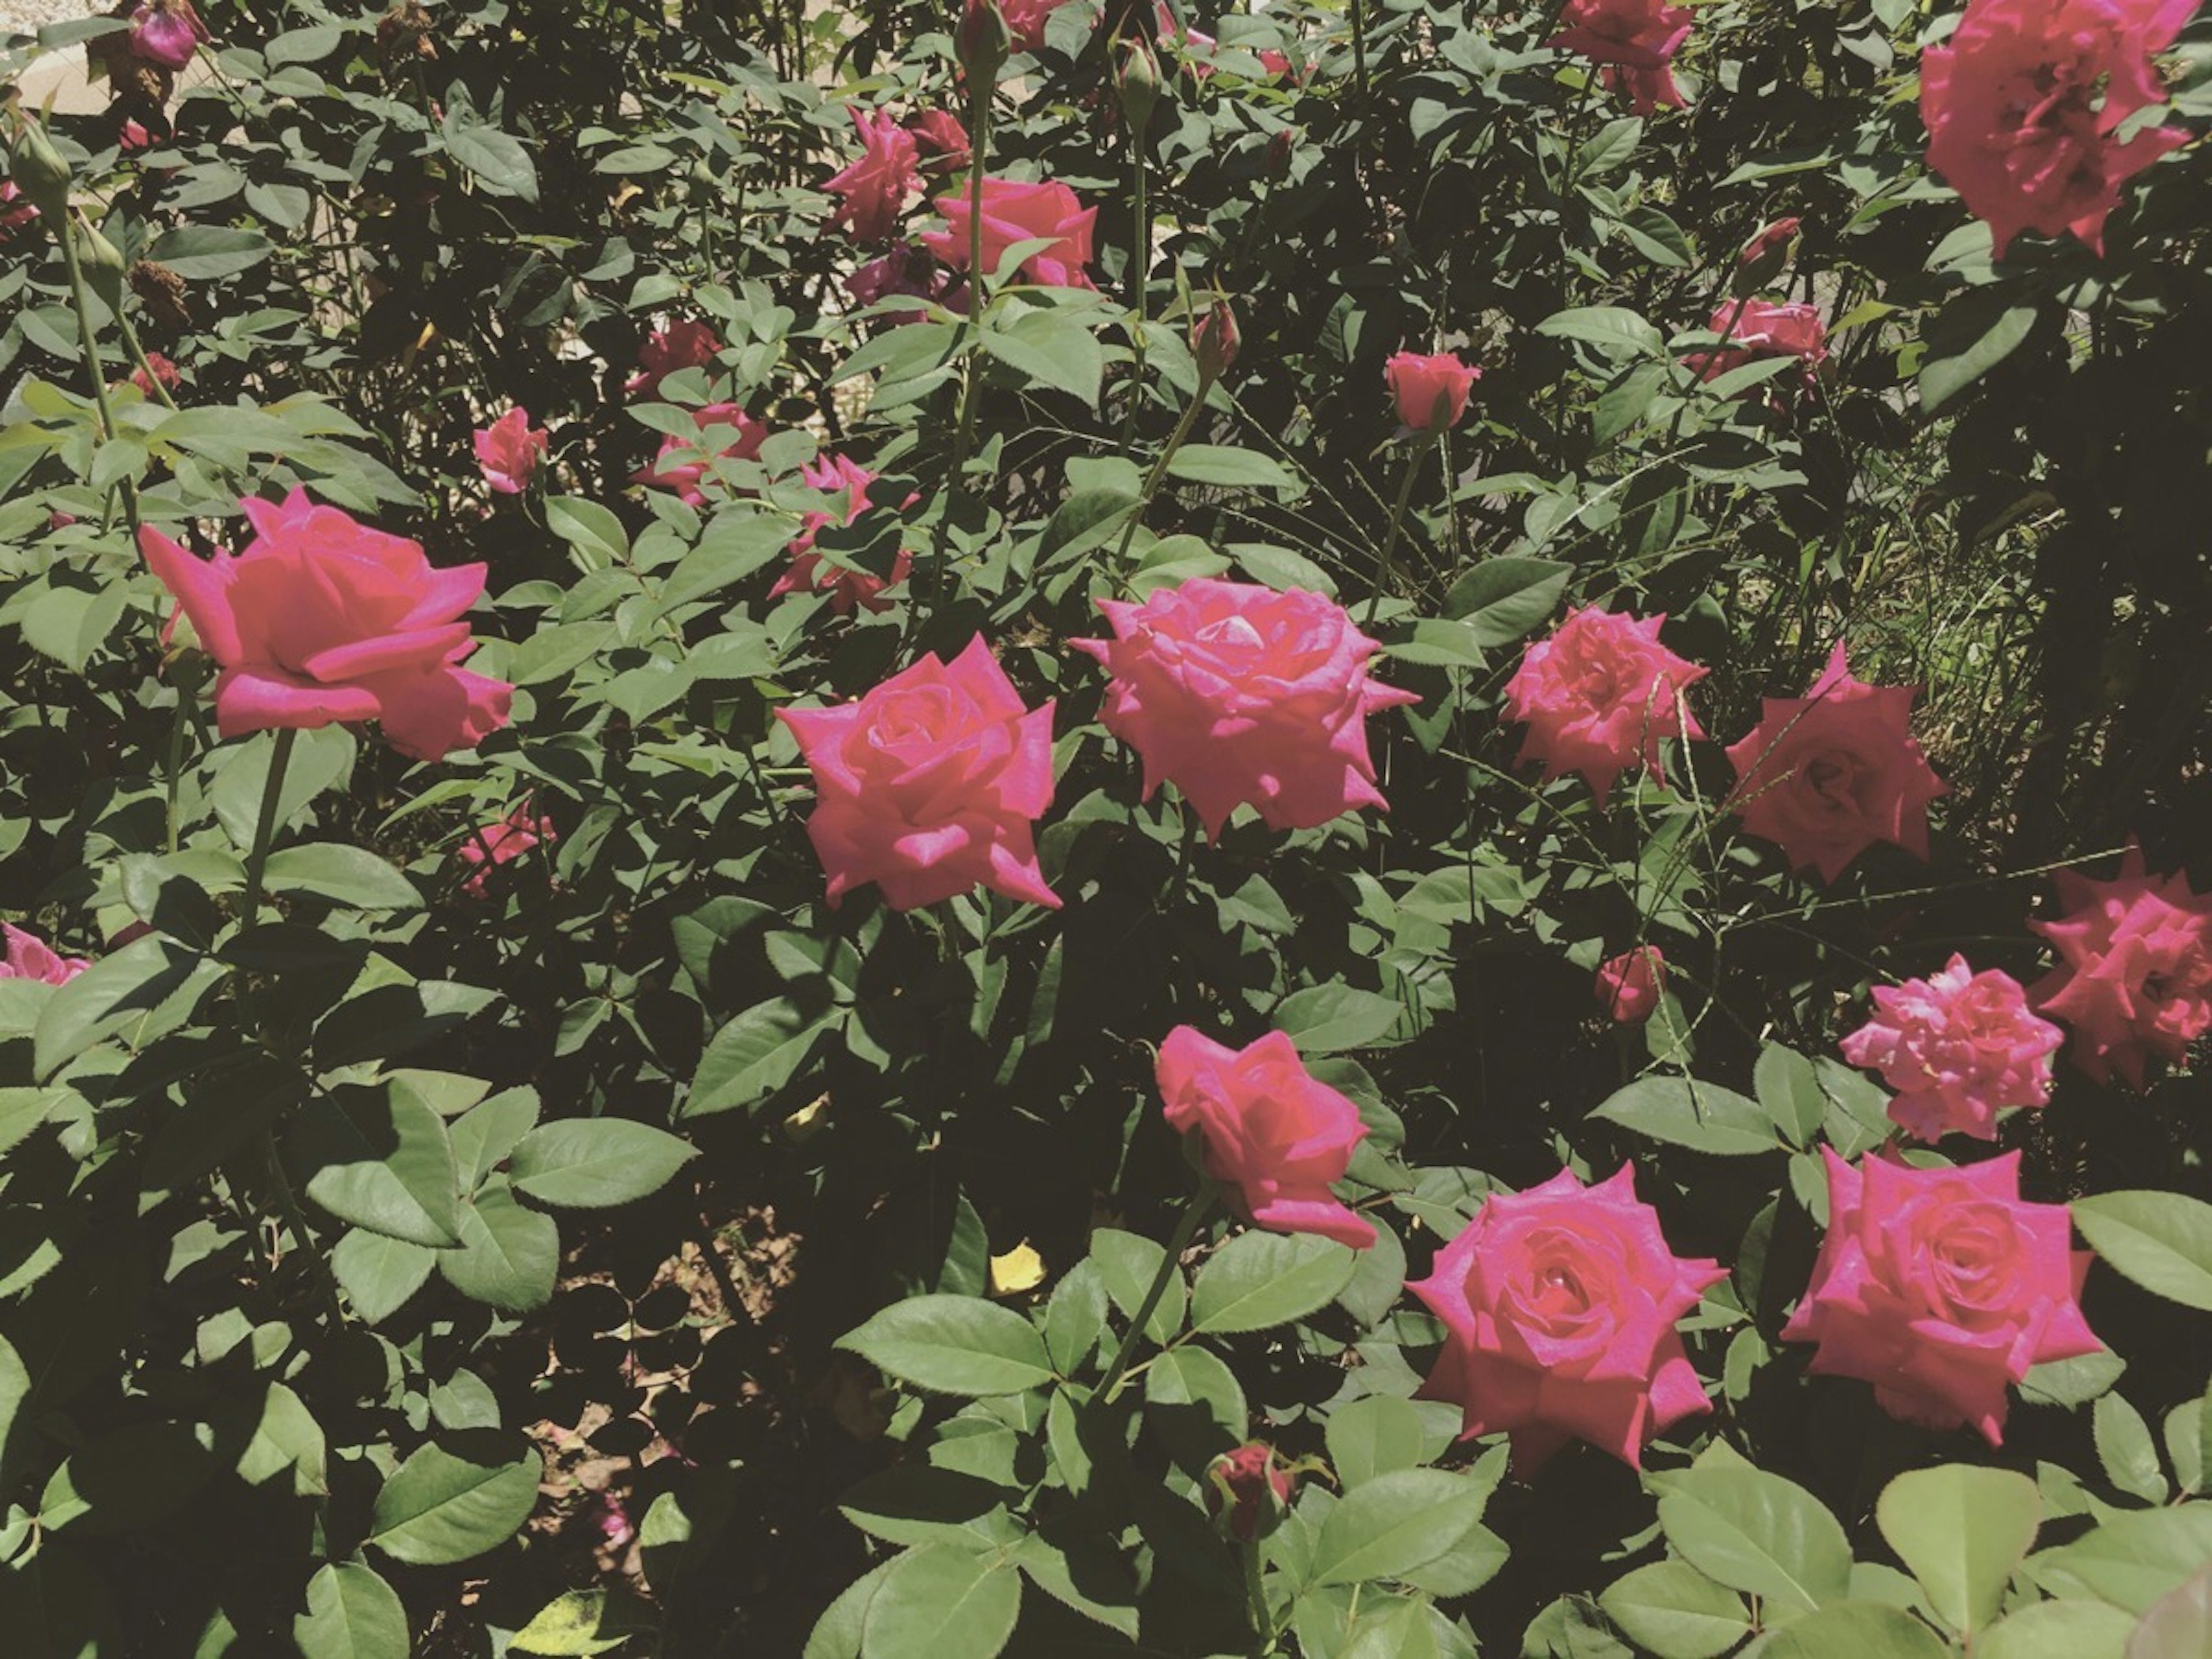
left=8, top=116, right=75, bottom=219
left=1264, top=128, right=1296, bottom=181
left=1731, top=215, right=1801, bottom=297
left=1116, top=36, right=1160, bottom=131
left=1205, top=1443, right=1295, bottom=1542
left=956, top=0, right=1010, bottom=84
left=81, top=222, right=128, bottom=312
left=1193, top=298, right=1239, bottom=384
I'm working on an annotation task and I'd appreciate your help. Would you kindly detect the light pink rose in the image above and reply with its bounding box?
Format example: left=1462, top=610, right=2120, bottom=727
left=2, top=925, right=90, bottom=986
left=1596, top=945, right=1665, bottom=1023
left=474, top=406, right=548, bottom=495
left=767, top=454, right=916, bottom=615
left=1073, top=578, right=1418, bottom=840
left=1723, top=642, right=1948, bottom=883
left=1921, top=0, right=2192, bottom=259
left=457, top=803, right=557, bottom=898
left=1502, top=608, right=1707, bottom=800
left=628, top=404, right=768, bottom=507
left=626, top=320, right=723, bottom=399
left=777, top=637, right=1059, bottom=911
left=139, top=490, right=512, bottom=762
left=1410, top=1165, right=1724, bottom=1473
left=1782, top=1149, right=2100, bottom=1444
left=1549, top=0, right=1694, bottom=114
left=824, top=108, right=919, bottom=243
left=1384, top=351, right=1481, bottom=430
left=2029, top=845, right=2212, bottom=1090
left=920, top=176, right=1097, bottom=291
left=1840, top=955, right=2063, bottom=1141
left=1157, top=1026, right=1375, bottom=1248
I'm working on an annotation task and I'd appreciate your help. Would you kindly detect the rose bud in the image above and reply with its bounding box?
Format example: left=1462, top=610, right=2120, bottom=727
left=1264, top=128, right=1296, bottom=181
left=1116, top=35, right=1161, bottom=131
left=1192, top=298, right=1239, bottom=384
left=956, top=0, right=1012, bottom=84
left=1205, top=1443, right=1296, bottom=1541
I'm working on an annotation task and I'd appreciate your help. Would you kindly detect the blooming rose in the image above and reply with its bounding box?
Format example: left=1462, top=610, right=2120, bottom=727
left=2, top=925, right=90, bottom=986
left=1385, top=351, right=1481, bottom=430
left=846, top=244, right=966, bottom=324
left=474, top=406, right=548, bottom=495
left=626, top=319, right=723, bottom=398
left=920, top=177, right=1097, bottom=291
left=1692, top=298, right=1828, bottom=388
left=1549, top=0, right=1694, bottom=115
left=1921, top=0, right=2193, bottom=259
left=1840, top=956, right=2063, bottom=1141
left=129, top=351, right=181, bottom=396
left=140, top=490, right=512, bottom=762
left=1502, top=608, right=1707, bottom=800
left=777, top=636, right=1059, bottom=911
left=999, top=0, right=1073, bottom=51
left=1205, top=1444, right=1297, bottom=1541
left=629, top=404, right=768, bottom=506
left=2029, top=846, right=2212, bottom=1089
left=1782, top=1149, right=2100, bottom=1444
left=1724, top=643, right=1948, bottom=882
left=1156, top=1026, right=1375, bottom=1249
left=768, top=454, right=916, bottom=614
left=1410, top=1165, right=1724, bottom=1472
left=824, top=108, right=919, bottom=243
left=127, top=0, right=210, bottom=69
left=1597, top=945, right=1665, bottom=1023
left=907, top=109, right=971, bottom=172
left=1073, top=578, right=1419, bottom=840
left=457, top=803, right=556, bottom=897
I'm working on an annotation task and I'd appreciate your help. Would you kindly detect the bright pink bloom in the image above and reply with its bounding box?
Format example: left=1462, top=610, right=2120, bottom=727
left=1841, top=956, right=2063, bottom=1141
left=846, top=244, right=965, bottom=324
left=120, top=119, right=154, bottom=152
left=130, top=352, right=180, bottom=395
left=1411, top=1165, right=1724, bottom=1474
left=999, top=0, right=1071, bottom=51
left=1783, top=1149, right=2100, bottom=1444
left=1156, top=1026, right=1376, bottom=1249
left=2, top=925, right=90, bottom=986
left=1205, top=1444, right=1297, bottom=1541
left=1549, top=0, right=1694, bottom=114
left=1921, top=0, right=2193, bottom=258
left=138, top=490, right=512, bottom=762
left=921, top=176, right=1097, bottom=290
left=907, top=109, right=972, bottom=172
left=1502, top=608, right=1707, bottom=800
left=777, top=637, right=1059, bottom=911
left=1074, top=578, right=1419, bottom=840
left=626, top=320, right=724, bottom=398
left=1385, top=351, right=1481, bottom=430
left=1724, top=643, right=1948, bottom=883
left=2029, top=846, right=2212, bottom=1089
left=628, top=404, right=768, bottom=506
left=768, top=454, right=915, bottom=614
left=127, top=0, right=209, bottom=69
left=457, top=803, right=557, bottom=897
left=1597, top=945, right=1665, bottom=1023
left=824, top=108, right=919, bottom=243
left=0, top=181, right=39, bottom=243
left=474, top=406, right=548, bottom=495
left=1693, top=298, right=1828, bottom=387
left=1737, top=216, right=1801, bottom=271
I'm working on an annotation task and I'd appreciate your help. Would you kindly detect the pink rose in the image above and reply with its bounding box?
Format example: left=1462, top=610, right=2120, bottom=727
left=0, top=181, right=39, bottom=243
left=1502, top=607, right=1707, bottom=800
left=1410, top=1165, right=1724, bottom=1473
left=1385, top=351, right=1481, bottom=430
left=1736, top=216, right=1801, bottom=272
left=628, top=404, right=768, bottom=506
left=474, top=406, right=548, bottom=495
left=1156, top=1026, right=1375, bottom=1249
left=920, top=176, right=1097, bottom=291
left=907, top=109, right=971, bottom=173
left=1205, top=1443, right=1297, bottom=1541
left=2, top=925, right=90, bottom=986
left=1073, top=578, right=1418, bottom=840
left=626, top=320, right=723, bottom=398
left=1548, top=0, right=1694, bottom=114
left=127, top=0, right=209, bottom=69
left=777, top=637, right=1060, bottom=911
left=457, top=803, right=556, bottom=897
left=1691, top=298, right=1828, bottom=388
left=1782, top=1149, right=2100, bottom=1444
left=1596, top=945, right=1665, bottom=1023
left=139, top=490, right=512, bottom=762
left=768, top=454, right=916, bottom=615
left=1921, top=0, right=2192, bottom=259
left=846, top=244, right=966, bottom=325
left=120, top=118, right=155, bottom=153
left=824, top=108, right=919, bottom=243
left=999, top=0, right=1071, bottom=51
left=1840, top=956, right=2063, bottom=1141
left=1722, top=643, right=1948, bottom=882
left=2029, top=846, right=2212, bottom=1090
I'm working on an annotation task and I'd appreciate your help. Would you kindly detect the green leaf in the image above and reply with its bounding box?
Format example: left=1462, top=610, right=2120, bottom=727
left=838, top=1295, right=1055, bottom=1396
left=1143, top=1346, right=1246, bottom=1470
left=1978, top=1601, right=2137, bottom=1659
left=1535, top=305, right=1664, bottom=357
left=261, top=844, right=422, bottom=910
left=1657, top=1464, right=1853, bottom=1612
left=1190, top=1230, right=1359, bottom=1334
left=294, top=1562, right=409, bottom=1659
left=370, top=1437, right=541, bottom=1566
left=1591, top=1075, right=1784, bottom=1155
left=2095, top=1392, right=2169, bottom=1504
left=33, top=934, right=223, bottom=1080
left=329, top=1230, right=435, bottom=1325
left=510, top=1589, right=656, bottom=1655
left=438, top=1183, right=559, bottom=1312
left=1091, top=1228, right=1185, bottom=1344
left=1918, top=303, right=2038, bottom=415
left=266, top=24, right=345, bottom=65
left=2130, top=1569, right=2212, bottom=1659
left=1758, top=1602, right=1949, bottom=1658
left=2073, top=1191, right=2212, bottom=1312
left=211, top=728, right=356, bottom=850
left=1753, top=1044, right=1829, bottom=1147
left=859, top=1545, right=1022, bottom=1659
left=1876, top=1464, right=2040, bottom=1635
left=2027, top=1503, right=2212, bottom=1612
left=287, top=1082, right=463, bottom=1248
left=685, top=999, right=833, bottom=1118
left=441, top=120, right=540, bottom=202
left=1272, top=984, right=1404, bottom=1053
left=545, top=497, right=630, bottom=571
left=1164, top=445, right=1302, bottom=492
left=836, top=1465, right=1012, bottom=1549
left=142, top=225, right=274, bottom=278
left=1310, top=1468, right=1491, bottom=1586
left=979, top=310, right=1103, bottom=405
left=1326, top=1396, right=1429, bottom=1489
left=1442, top=556, right=1574, bottom=647
left=1599, top=1562, right=1751, bottom=1659
left=508, top=1119, right=697, bottom=1209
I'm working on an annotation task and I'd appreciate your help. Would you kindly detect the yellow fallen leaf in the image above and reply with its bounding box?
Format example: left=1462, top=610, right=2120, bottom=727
left=990, top=1241, right=1046, bottom=1297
